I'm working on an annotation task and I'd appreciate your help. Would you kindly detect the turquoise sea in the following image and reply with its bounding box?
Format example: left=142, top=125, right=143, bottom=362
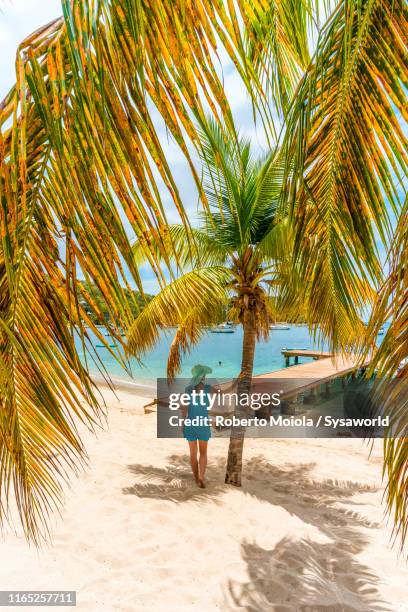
left=78, top=325, right=331, bottom=390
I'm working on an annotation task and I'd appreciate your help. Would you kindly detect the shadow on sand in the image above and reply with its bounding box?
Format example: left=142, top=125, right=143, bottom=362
left=123, top=454, right=389, bottom=611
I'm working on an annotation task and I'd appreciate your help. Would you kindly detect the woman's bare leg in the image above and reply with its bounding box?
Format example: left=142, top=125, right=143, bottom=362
left=188, top=441, right=199, bottom=482
left=198, top=440, right=208, bottom=487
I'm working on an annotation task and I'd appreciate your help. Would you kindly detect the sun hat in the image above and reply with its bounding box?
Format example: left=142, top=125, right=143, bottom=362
left=189, top=364, right=212, bottom=388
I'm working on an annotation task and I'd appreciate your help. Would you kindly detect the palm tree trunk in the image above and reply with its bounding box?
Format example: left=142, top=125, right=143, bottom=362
left=225, top=313, right=256, bottom=486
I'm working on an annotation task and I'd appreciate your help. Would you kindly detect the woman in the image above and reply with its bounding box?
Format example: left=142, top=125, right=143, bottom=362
left=183, top=364, right=213, bottom=488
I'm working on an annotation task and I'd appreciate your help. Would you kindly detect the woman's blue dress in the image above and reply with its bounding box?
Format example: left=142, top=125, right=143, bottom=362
left=183, top=384, right=212, bottom=442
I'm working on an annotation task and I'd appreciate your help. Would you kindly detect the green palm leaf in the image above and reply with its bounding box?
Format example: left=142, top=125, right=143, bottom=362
left=243, top=0, right=311, bottom=119
left=283, top=0, right=408, bottom=351
left=132, top=224, right=228, bottom=271
left=365, top=198, right=408, bottom=548
left=126, top=267, right=231, bottom=366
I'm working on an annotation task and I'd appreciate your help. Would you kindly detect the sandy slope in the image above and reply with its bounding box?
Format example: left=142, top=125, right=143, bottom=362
left=0, top=388, right=407, bottom=611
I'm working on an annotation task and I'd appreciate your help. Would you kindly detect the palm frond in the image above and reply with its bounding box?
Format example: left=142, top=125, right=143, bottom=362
left=283, top=0, right=408, bottom=351
left=243, top=0, right=311, bottom=120
left=167, top=301, right=226, bottom=379
left=256, top=217, right=291, bottom=262
left=366, top=198, right=408, bottom=548
left=198, top=118, right=284, bottom=252
left=132, top=224, right=228, bottom=271
left=126, top=267, right=231, bottom=362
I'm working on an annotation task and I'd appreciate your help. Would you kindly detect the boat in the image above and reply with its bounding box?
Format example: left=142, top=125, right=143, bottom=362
left=105, top=332, right=127, bottom=337
left=282, top=347, right=308, bottom=351
left=210, top=323, right=235, bottom=333
left=270, top=324, right=291, bottom=330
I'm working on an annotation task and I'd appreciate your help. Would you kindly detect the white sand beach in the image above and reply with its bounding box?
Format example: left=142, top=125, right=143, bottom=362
left=1, top=387, right=408, bottom=611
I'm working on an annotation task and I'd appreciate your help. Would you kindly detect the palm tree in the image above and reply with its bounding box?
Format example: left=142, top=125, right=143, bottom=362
left=127, top=120, right=290, bottom=486
left=1, top=0, right=406, bottom=542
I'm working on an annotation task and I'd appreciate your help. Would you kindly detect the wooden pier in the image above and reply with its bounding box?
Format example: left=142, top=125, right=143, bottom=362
left=207, top=353, right=369, bottom=418
left=143, top=353, right=370, bottom=414
left=281, top=348, right=333, bottom=367
left=257, top=354, right=368, bottom=401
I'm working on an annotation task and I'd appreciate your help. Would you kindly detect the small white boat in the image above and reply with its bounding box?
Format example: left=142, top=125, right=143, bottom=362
left=270, top=324, right=291, bottom=330
left=211, top=323, right=235, bottom=333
